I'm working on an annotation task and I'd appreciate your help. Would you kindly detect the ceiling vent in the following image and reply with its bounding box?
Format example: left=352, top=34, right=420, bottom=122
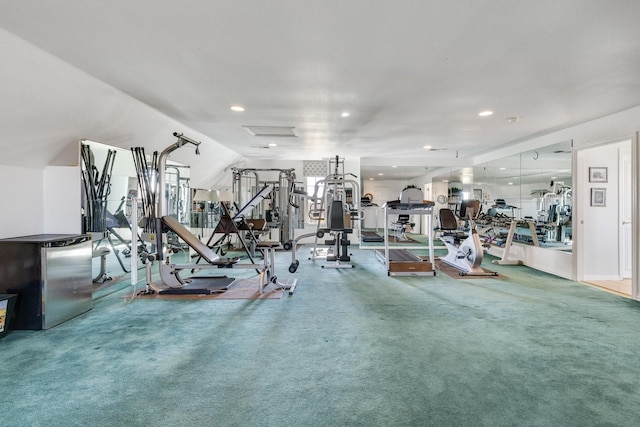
left=243, top=125, right=298, bottom=137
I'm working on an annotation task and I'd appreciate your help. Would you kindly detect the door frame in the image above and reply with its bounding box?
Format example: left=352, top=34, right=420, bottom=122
left=633, top=132, right=640, bottom=300
left=574, top=134, right=638, bottom=300
left=620, top=143, right=633, bottom=279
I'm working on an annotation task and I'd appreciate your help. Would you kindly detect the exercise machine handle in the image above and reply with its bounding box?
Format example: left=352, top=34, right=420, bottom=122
left=172, top=132, right=201, bottom=155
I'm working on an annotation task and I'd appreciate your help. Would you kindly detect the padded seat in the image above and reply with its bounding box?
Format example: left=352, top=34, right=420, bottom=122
left=256, top=241, right=281, bottom=248
left=459, top=199, right=481, bottom=219
left=439, top=208, right=466, bottom=243
left=439, top=208, right=458, bottom=231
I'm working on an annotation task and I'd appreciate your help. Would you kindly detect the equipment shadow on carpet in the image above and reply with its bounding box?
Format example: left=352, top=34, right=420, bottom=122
left=124, top=279, right=284, bottom=300
left=435, top=259, right=506, bottom=279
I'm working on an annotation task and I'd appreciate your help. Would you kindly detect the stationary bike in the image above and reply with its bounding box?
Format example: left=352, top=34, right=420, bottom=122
left=438, top=200, right=497, bottom=276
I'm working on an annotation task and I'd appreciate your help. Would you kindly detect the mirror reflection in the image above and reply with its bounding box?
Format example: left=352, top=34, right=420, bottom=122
left=432, top=140, right=572, bottom=253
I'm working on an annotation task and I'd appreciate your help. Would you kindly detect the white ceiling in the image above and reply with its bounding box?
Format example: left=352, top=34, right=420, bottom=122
left=0, top=1, right=639, bottom=181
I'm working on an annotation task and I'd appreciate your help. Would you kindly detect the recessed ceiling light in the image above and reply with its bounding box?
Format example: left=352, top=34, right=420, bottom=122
left=392, top=165, right=398, bottom=168
left=230, top=105, right=245, bottom=112
left=369, top=178, right=374, bottom=181
left=423, top=145, right=432, bottom=149
left=341, top=112, right=350, bottom=117
left=499, top=167, right=506, bottom=170
left=478, top=110, right=493, bottom=117
left=378, top=173, right=384, bottom=176
left=551, top=176, right=557, bottom=179
left=268, top=143, right=277, bottom=147
left=508, top=182, right=513, bottom=185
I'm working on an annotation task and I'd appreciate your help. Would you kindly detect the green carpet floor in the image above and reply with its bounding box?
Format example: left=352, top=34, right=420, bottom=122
left=2, top=245, right=640, bottom=426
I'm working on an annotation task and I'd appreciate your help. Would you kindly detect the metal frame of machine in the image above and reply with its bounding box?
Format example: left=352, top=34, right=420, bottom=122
left=231, top=167, right=303, bottom=247
left=132, top=133, right=297, bottom=295
left=287, top=155, right=362, bottom=270
left=375, top=187, right=436, bottom=276
left=438, top=200, right=498, bottom=277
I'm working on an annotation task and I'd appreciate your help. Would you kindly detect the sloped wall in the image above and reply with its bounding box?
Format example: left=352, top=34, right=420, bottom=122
left=0, top=28, right=244, bottom=237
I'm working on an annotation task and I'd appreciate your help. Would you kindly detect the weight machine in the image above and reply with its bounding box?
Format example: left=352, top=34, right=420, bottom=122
left=287, top=155, right=362, bottom=270
left=537, top=183, right=572, bottom=244
left=131, top=133, right=296, bottom=295
left=231, top=167, right=303, bottom=247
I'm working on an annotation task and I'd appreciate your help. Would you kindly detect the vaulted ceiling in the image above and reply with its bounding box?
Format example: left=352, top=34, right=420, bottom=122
left=1, top=1, right=639, bottom=181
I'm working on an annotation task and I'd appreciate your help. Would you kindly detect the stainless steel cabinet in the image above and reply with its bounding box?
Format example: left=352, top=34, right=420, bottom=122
left=0, top=234, right=92, bottom=330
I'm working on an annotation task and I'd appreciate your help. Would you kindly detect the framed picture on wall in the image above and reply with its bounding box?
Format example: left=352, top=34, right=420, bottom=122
left=589, top=167, right=608, bottom=183
left=591, top=188, right=606, bottom=207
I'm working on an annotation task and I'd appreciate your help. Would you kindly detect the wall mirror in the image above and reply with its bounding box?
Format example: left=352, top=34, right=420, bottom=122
left=472, top=141, right=573, bottom=253
left=79, top=140, right=191, bottom=281
left=430, top=140, right=572, bottom=255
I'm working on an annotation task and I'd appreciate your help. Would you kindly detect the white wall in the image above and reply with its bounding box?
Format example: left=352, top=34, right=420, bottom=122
left=488, top=244, right=573, bottom=280
left=43, top=166, right=81, bottom=234
left=0, top=164, right=81, bottom=239
left=0, top=165, right=43, bottom=238
left=362, top=179, right=418, bottom=204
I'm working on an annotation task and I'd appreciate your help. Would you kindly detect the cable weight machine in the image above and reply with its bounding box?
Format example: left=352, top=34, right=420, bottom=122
left=287, top=155, right=362, bottom=271
left=231, top=167, right=303, bottom=248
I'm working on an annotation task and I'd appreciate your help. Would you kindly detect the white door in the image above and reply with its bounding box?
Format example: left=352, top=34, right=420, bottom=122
left=620, top=144, right=632, bottom=278
left=374, top=186, right=389, bottom=229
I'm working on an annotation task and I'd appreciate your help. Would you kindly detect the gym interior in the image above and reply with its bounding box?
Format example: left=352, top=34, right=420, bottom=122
left=2, top=2, right=640, bottom=426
